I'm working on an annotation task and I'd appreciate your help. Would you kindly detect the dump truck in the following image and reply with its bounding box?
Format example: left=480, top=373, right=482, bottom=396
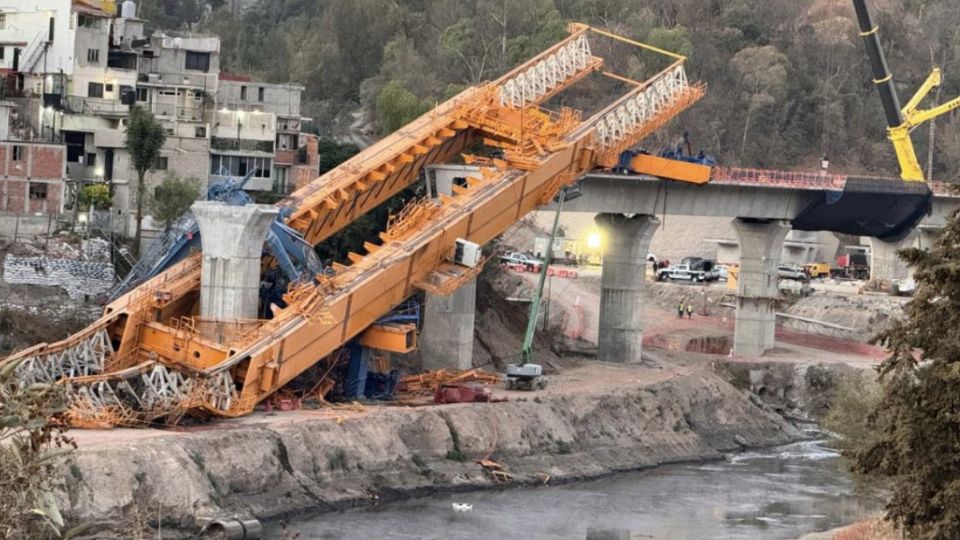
left=833, top=253, right=870, bottom=280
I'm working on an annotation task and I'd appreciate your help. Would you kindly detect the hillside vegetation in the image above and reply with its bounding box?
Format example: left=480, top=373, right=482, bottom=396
left=152, top=0, right=959, bottom=180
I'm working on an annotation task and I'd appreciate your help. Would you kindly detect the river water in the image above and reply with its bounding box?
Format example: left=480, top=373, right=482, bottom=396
left=271, top=440, right=883, bottom=540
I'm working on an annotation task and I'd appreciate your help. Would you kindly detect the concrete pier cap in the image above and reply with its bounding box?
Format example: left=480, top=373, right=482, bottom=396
left=192, top=201, right=279, bottom=322
left=732, top=218, right=790, bottom=357
left=595, top=213, right=660, bottom=364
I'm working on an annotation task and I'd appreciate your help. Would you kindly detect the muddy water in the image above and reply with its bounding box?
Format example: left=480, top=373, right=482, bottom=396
left=271, top=440, right=882, bottom=540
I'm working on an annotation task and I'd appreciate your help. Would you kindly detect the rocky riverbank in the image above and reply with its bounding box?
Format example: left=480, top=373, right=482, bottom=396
left=56, top=365, right=801, bottom=537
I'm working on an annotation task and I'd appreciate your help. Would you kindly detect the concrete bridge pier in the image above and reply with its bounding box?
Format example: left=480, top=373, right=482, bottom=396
left=868, top=230, right=930, bottom=282
left=192, top=201, right=279, bottom=321
left=595, top=213, right=660, bottom=363
left=420, top=278, right=476, bottom=371
left=869, top=233, right=914, bottom=282
left=733, top=219, right=790, bottom=357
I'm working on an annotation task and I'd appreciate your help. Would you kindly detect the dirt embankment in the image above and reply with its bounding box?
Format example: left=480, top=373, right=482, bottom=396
left=57, top=367, right=800, bottom=536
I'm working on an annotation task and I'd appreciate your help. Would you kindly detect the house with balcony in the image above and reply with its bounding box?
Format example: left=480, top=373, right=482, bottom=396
left=0, top=0, right=316, bottom=241
left=216, top=75, right=317, bottom=193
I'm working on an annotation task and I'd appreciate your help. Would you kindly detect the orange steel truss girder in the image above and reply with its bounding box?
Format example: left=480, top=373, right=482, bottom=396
left=2, top=25, right=704, bottom=425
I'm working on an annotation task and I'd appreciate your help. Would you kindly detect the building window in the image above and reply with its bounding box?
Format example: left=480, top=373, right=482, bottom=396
left=153, top=157, right=168, bottom=170
left=195, top=126, right=206, bottom=138
left=0, top=15, right=6, bottom=30
left=258, top=87, right=264, bottom=102
left=88, top=82, right=103, bottom=98
left=0, top=47, right=5, bottom=60
left=86, top=153, right=96, bottom=167
left=184, top=51, right=210, bottom=72
left=136, top=87, right=148, bottom=102
left=105, top=83, right=113, bottom=93
left=29, top=183, right=47, bottom=200
left=12, top=145, right=23, bottom=161
left=78, top=14, right=100, bottom=29
left=240, top=86, right=247, bottom=101
left=107, top=51, right=137, bottom=70
left=87, top=49, right=100, bottom=64
left=209, top=155, right=272, bottom=178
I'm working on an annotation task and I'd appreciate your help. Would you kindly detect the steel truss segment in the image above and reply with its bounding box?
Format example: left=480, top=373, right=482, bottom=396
left=14, top=327, right=114, bottom=385
left=498, top=34, right=593, bottom=109
left=139, top=364, right=194, bottom=411
left=207, top=370, right=236, bottom=412
left=593, top=63, right=692, bottom=151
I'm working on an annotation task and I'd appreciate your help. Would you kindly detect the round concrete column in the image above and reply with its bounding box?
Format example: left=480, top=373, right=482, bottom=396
left=595, top=213, right=660, bottom=363
left=732, top=219, right=790, bottom=357
left=868, top=230, right=919, bottom=282
left=192, top=201, right=279, bottom=321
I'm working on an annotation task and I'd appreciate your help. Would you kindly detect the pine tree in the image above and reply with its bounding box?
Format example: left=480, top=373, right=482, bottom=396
left=856, top=211, right=960, bottom=539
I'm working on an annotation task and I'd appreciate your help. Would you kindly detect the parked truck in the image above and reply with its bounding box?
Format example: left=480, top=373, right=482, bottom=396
left=832, top=253, right=870, bottom=280
left=657, top=259, right=719, bottom=283
left=804, top=262, right=831, bottom=279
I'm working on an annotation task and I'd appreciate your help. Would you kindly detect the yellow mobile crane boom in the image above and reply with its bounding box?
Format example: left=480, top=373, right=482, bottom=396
left=853, top=0, right=960, bottom=181
left=3, top=24, right=705, bottom=427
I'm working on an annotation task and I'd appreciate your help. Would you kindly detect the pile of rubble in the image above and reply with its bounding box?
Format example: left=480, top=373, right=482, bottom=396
left=2, top=237, right=115, bottom=300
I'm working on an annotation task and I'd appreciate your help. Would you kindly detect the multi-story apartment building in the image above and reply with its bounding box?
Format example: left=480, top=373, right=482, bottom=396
left=213, top=76, right=315, bottom=193
left=0, top=0, right=318, bottom=241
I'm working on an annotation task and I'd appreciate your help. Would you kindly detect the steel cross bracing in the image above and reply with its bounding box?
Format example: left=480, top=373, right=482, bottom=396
left=2, top=25, right=704, bottom=426
left=595, top=64, right=690, bottom=152
left=14, top=326, right=114, bottom=385
left=499, top=34, right=594, bottom=109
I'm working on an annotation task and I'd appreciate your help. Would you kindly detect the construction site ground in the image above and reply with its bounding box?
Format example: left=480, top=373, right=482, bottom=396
left=3, top=226, right=903, bottom=534
left=52, top=261, right=899, bottom=536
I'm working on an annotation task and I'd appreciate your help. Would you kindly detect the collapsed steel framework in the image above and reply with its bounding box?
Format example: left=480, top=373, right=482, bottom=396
left=2, top=23, right=704, bottom=427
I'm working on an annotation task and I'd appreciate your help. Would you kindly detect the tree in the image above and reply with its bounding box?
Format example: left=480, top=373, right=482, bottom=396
left=374, top=80, right=431, bottom=135
left=854, top=212, right=960, bottom=539
left=731, top=45, right=789, bottom=162
left=149, top=175, right=202, bottom=230
left=644, top=25, right=694, bottom=72
left=0, top=359, right=76, bottom=539
left=77, top=183, right=111, bottom=211
left=316, top=137, right=361, bottom=174
left=125, top=106, right=166, bottom=256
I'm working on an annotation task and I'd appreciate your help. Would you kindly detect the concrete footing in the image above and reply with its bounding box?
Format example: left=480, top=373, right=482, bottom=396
left=733, top=219, right=790, bottom=357
left=192, top=201, right=278, bottom=321
left=595, top=213, right=660, bottom=363
left=419, top=278, right=476, bottom=371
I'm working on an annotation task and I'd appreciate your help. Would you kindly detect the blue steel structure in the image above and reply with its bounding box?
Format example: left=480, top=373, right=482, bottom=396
left=108, top=169, right=323, bottom=309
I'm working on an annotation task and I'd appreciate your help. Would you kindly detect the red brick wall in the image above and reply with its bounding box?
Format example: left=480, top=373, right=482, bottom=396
left=304, top=134, right=319, bottom=167
left=30, top=146, right=65, bottom=180
left=6, top=144, right=26, bottom=179
left=26, top=181, right=61, bottom=214
left=0, top=143, right=66, bottom=214
left=275, top=149, right=296, bottom=165
left=291, top=165, right=316, bottom=191
left=1, top=179, right=26, bottom=212
left=46, top=182, right=62, bottom=210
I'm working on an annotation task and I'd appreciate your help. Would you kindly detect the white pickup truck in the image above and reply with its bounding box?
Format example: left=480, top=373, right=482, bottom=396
left=656, top=263, right=718, bottom=283
left=499, top=251, right=543, bottom=272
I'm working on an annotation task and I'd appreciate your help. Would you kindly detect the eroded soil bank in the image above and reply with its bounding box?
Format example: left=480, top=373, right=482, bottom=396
left=56, top=364, right=801, bottom=536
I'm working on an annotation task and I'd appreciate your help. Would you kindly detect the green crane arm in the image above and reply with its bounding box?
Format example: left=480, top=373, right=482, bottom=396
left=520, top=189, right=566, bottom=366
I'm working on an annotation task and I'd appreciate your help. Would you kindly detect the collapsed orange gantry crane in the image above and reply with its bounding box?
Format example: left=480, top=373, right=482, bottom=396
left=2, top=24, right=704, bottom=427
